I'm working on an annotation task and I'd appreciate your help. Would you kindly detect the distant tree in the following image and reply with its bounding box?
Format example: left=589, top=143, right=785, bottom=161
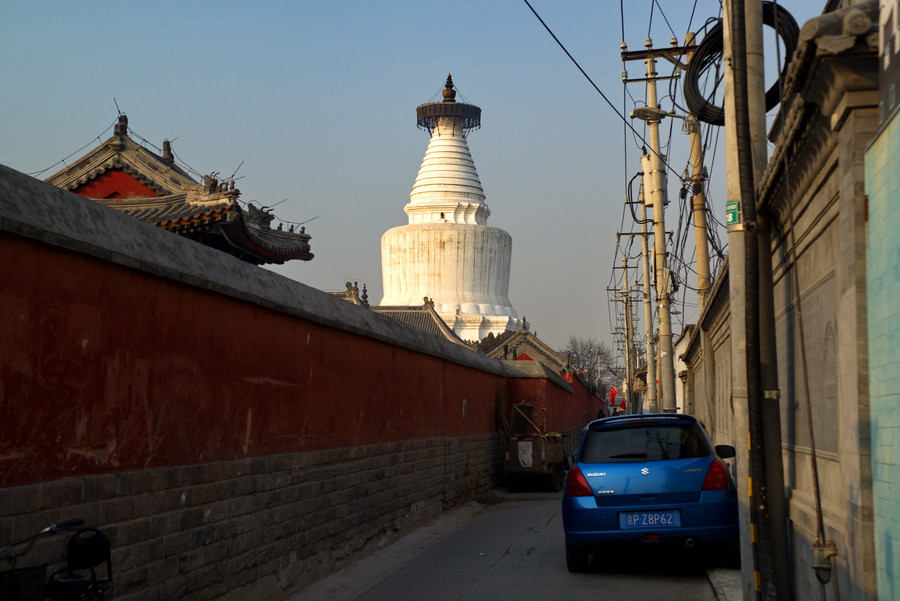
left=562, top=337, right=615, bottom=396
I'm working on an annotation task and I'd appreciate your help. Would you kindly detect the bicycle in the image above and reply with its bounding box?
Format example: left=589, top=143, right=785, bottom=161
left=0, top=519, right=112, bottom=601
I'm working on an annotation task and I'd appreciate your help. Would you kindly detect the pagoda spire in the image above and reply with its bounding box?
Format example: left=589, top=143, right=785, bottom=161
left=380, top=76, right=519, bottom=342
left=407, top=75, right=488, bottom=226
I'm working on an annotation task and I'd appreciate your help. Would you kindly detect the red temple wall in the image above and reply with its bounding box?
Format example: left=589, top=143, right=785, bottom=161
left=505, top=375, right=602, bottom=435
left=1, top=233, right=599, bottom=488
left=0, top=163, right=607, bottom=599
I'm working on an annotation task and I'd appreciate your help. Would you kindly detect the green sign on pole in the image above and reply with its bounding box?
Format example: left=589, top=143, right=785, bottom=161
left=726, top=200, right=743, bottom=231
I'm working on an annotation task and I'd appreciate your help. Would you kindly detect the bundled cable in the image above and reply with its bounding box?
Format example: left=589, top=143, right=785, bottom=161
left=684, top=1, right=799, bottom=125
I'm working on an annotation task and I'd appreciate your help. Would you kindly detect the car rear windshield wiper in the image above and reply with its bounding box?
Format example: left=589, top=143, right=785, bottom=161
left=609, top=453, right=648, bottom=459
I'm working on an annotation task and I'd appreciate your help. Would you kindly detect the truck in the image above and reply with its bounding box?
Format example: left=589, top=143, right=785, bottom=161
left=504, top=404, right=568, bottom=491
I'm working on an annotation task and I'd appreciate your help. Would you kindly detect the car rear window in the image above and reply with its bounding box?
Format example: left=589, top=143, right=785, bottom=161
left=580, top=423, right=710, bottom=463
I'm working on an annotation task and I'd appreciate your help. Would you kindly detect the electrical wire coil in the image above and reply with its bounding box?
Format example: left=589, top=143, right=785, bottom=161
left=684, top=1, right=799, bottom=126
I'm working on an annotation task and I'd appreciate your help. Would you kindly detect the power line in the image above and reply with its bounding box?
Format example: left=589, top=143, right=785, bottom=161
left=650, top=0, right=678, bottom=40
left=27, top=119, right=119, bottom=177
left=521, top=0, right=686, bottom=187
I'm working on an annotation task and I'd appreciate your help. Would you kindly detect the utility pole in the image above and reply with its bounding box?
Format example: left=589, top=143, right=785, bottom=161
left=622, top=39, right=709, bottom=412
left=623, top=39, right=677, bottom=413
left=686, top=114, right=712, bottom=312
left=616, top=227, right=654, bottom=415
left=639, top=183, right=656, bottom=413
left=621, top=251, right=636, bottom=414
left=610, top=246, right=637, bottom=414
left=646, top=51, right=677, bottom=414
left=722, top=1, right=791, bottom=599
left=682, top=33, right=713, bottom=313
left=740, top=1, right=793, bottom=598
left=722, top=0, right=762, bottom=591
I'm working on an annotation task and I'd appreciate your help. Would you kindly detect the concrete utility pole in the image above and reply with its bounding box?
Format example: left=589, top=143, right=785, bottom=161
left=610, top=244, right=638, bottom=414
left=686, top=115, right=712, bottom=312
left=621, top=252, right=636, bottom=414
left=722, top=1, right=791, bottom=599
left=639, top=183, right=657, bottom=413
left=681, top=91, right=717, bottom=441
left=741, top=2, right=793, bottom=598
left=623, top=37, right=697, bottom=414
left=682, top=33, right=713, bottom=313
left=722, top=0, right=762, bottom=593
left=642, top=48, right=677, bottom=413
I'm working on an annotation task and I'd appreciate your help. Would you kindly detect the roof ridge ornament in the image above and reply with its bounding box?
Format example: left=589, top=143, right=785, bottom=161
left=162, top=140, right=174, bottom=164
left=114, top=114, right=128, bottom=137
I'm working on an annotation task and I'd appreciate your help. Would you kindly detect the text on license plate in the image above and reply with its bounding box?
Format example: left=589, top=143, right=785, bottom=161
left=619, top=510, right=681, bottom=529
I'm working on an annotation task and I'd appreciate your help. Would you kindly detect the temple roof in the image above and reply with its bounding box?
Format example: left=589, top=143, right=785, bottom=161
left=477, top=327, right=566, bottom=371
left=44, top=114, right=313, bottom=265
left=330, top=281, right=370, bottom=307
left=371, top=297, right=469, bottom=347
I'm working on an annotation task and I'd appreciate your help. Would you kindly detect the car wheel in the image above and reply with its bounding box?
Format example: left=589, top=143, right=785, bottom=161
left=565, top=544, right=590, bottom=573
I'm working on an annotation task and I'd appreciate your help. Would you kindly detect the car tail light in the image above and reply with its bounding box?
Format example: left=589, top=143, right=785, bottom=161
left=566, top=466, right=593, bottom=497
left=702, top=457, right=730, bottom=491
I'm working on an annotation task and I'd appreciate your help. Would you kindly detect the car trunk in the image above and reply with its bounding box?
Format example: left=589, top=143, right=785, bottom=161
left=582, top=457, right=708, bottom=507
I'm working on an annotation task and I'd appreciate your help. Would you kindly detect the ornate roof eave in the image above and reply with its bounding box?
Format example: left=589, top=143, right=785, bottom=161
left=219, top=211, right=314, bottom=265
left=45, top=134, right=197, bottom=196
left=44, top=115, right=315, bottom=266
left=97, top=193, right=313, bottom=264
left=95, top=192, right=238, bottom=229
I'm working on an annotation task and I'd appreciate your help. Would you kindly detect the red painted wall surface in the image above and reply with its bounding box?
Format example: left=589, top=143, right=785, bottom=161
left=506, top=373, right=602, bottom=435
left=72, top=169, right=159, bottom=199
left=0, top=235, right=509, bottom=487
left=1, top=230, right=602, bottom=488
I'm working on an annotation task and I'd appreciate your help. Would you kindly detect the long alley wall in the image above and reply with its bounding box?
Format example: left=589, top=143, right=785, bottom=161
left=682, top=4, right=880, bottom=598
left=0, top=165, right=601, bottom=601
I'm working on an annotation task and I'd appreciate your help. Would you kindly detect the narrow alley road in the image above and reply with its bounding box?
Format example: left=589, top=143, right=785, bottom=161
left=292, top=489, right=734, bottom=601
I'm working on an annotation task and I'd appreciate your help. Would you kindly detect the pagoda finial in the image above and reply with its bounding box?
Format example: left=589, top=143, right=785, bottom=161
left=416, top=75, right=480, bottom=135
left=442, top=74, right=456, bottom=103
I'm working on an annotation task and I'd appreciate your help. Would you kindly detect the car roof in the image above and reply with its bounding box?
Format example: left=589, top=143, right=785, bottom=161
left=585, top=413, right=699, bottom=430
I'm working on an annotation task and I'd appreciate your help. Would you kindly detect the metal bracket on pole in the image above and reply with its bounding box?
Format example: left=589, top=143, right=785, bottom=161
left=812, top=540, right=838, bottom=584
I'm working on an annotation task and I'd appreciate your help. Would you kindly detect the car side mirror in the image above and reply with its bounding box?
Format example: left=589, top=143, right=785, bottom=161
left=715, top=444, right=736, bottom=459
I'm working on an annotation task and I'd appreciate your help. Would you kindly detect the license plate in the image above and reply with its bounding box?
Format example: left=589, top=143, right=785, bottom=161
left=619, top=510, right=681, bottom=529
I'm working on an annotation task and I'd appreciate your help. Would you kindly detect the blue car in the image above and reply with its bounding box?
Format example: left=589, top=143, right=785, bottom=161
left=562, top=413, right=739, bottom=572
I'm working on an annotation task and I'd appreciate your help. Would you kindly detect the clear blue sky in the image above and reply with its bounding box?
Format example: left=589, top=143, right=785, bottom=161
left=1, top=0, right=824, bottom=353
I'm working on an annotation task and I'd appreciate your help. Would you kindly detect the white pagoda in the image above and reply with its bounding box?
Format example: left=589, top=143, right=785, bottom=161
left=380, top=75, right=520, bottom=342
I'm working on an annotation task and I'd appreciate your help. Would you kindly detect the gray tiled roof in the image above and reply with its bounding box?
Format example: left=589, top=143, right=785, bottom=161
left=372, top=304, right=469, bottom=347
left=43, top=117, right=313, bottom=265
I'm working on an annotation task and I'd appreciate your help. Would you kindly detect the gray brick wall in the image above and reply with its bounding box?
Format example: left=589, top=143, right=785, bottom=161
left=0, top=434, right=504, bottom=601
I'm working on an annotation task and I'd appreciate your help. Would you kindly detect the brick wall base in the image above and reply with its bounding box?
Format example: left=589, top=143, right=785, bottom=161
left=0, top=434, right=504, bottom=601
